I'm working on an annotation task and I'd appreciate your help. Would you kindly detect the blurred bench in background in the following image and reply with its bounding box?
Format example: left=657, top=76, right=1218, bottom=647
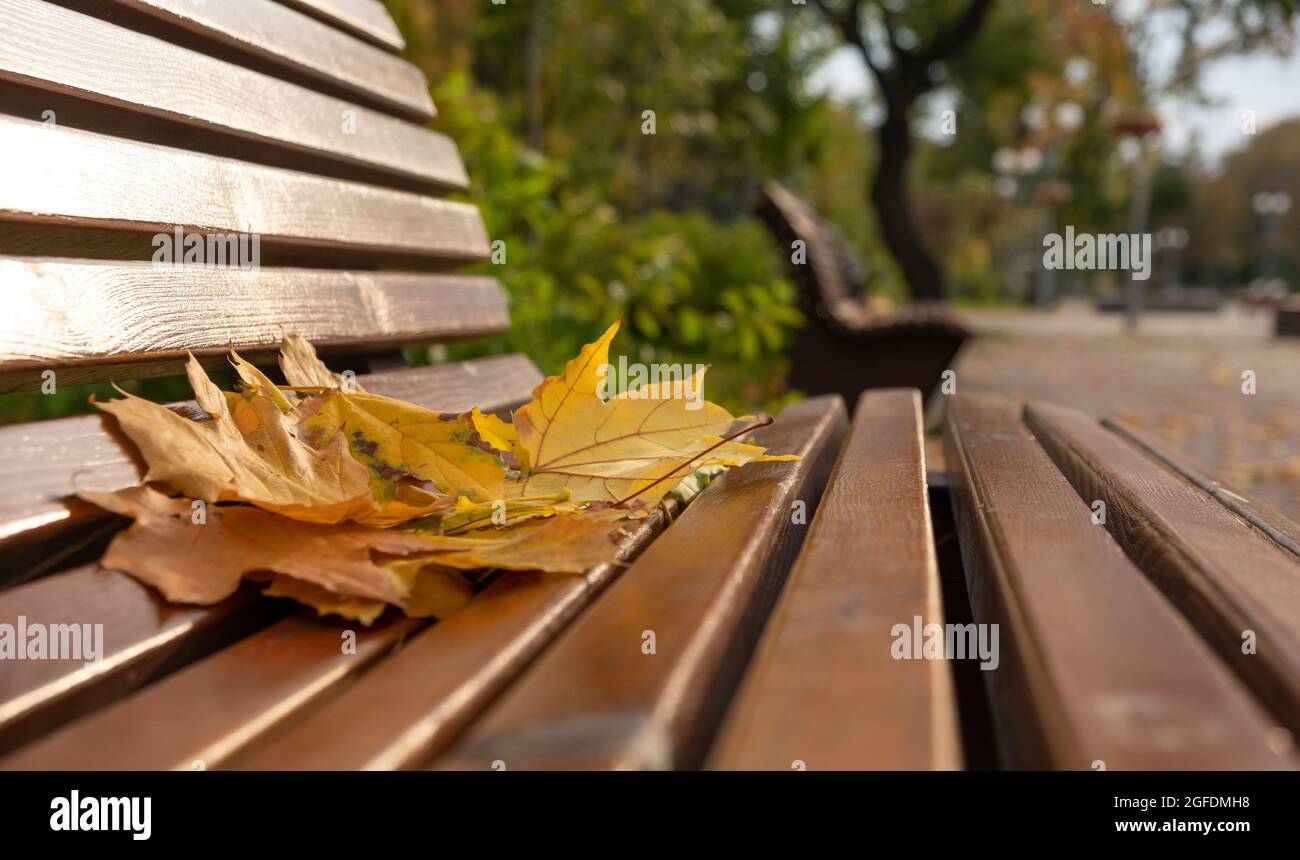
left=755, top=180, right=971, bottom=403
left=1277, top=294, right=1300, bottom=337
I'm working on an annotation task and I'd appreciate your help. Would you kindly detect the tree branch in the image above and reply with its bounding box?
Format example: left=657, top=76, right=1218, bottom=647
left=810, top=0, right=884, bottom=81
left=917, top=0, right=997, bottom=66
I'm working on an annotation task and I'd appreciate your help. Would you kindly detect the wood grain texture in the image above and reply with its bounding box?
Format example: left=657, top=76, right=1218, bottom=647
left=108, top=0, right=431, bottom=119
left=945, top=394, right=1293, bottom=769
left=433, top=396, right=848, bottom=771
left=710, top=390, right=961, bottom=770
left=1101, top=416, right=1300, bottom=562
left=0, top=115, right=488, bottom=265
left=0, top=567, right=285, bottom=756
left=275, top=0, right=405, bottom=52
left=0, top=0, right=461, bottom=191
left=229, top=504, right=679, bottom=770
left=1, top=614, right=423, bottom=769
left=0, top=258, right=507, bottom=380
left=1026, top=400, right=1300, bottom=738
left=0, top=354, right=543, bottom=565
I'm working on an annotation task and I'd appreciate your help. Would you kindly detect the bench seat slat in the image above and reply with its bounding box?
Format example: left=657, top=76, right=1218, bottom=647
left=432, top=396, right=847, bottom=771
left=223, top=508, right=677, bottom=770
left=0, top=354, right=543, bottom=573
left=1, top=0, right=462, bottom=191
left=110, top=0, right=429, bottom=118
left=276, top=0, right=406, bottom=53
left=946, top=394, right=1293, bottom=769
left=1101, top=416, right=1300, bottom=562
left=0, top=568, right=282, bottom=757
left=710, top=389, right=961, bottom=770
left=0, top=355, right=540, bottom=753
left=0, top=116, right=488, bottom=266
left=1025, top=400, right=1300, bottom=738
left=1, top=614, right=422, bottom=770
left=0, top=258, right=507, bottom=383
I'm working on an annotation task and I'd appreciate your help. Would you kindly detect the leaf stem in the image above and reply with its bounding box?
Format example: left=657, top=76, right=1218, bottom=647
left=611, top=416, right=775, bottom=508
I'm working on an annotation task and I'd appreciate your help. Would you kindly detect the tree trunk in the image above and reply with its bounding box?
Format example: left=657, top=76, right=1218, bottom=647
left=871, top=109, right=945, bottom=301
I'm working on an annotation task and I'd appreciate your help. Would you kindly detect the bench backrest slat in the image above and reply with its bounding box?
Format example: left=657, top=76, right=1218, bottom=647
left=108, top=0, right=430, bottom=118
left=276, top=0, right=407, bottom=53
left=0, top=0, right=459, bottom=190
left=0, top=261, right=507, bottom=387
left=0, top=116, right=487, bottom=264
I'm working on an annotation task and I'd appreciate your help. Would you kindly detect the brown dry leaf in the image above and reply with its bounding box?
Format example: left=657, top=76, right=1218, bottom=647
left=279, top=334, right=355, bottom=390
left=97, top=355, right=377, bottom=524
left=83, top=486, right=440, bottom=606
left=510, top=320, right=793, bottom=505
left=263, top=575, right=389, bottom=626
left=379, top=559, right=476, bottom=618
left=264, top=563, right=472, bottom=624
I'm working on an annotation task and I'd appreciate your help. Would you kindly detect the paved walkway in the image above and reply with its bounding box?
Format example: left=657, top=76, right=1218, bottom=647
left=951, top=301, right=1300, bottom=522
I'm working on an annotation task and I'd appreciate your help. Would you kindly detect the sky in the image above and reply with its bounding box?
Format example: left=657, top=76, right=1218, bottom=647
left=807, top=1, right=1300, bottom=169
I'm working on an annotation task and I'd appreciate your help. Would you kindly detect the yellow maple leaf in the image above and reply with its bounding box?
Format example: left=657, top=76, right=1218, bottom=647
left=406, top=507, right=635, bottom=573
left=295, top=389, right=508, bottom=504
left=470, top=407, right=531, bottom=471
left=509, top=320, right=793, bottom=505
left=412, top=492, right=578, bottom=534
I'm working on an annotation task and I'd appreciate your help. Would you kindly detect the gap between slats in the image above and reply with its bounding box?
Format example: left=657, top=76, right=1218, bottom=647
left=0, top=0, right=460, bottom=193
left=274, top=0, right=406, bottom=53
left=45, top=0, right=430, bottom=120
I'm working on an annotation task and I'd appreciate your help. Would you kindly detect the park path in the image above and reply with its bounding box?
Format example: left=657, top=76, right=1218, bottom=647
left=951, top=301, right=1300, bottom=523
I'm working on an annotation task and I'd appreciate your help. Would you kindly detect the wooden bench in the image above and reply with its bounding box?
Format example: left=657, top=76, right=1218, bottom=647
left=1277, top=294, right=1300, bottom=338
left=2, top=0, right=1298, bottom=771
left=755, top=180, right=972, bottom=402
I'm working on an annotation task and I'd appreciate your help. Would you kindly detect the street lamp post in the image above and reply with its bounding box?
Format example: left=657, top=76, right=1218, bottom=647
left=1113, top=113, right=1162, bottom=333
left=1253, top=190, right=1293, bottom=289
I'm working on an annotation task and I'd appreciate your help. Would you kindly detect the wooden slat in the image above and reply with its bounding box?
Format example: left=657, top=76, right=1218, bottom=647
left=1, top=614, right=422, bottom=770
left=1101, top=416, right=1300, bottom=562
left=1025, top=400, right=1300, bottom=738
left=107, top=0, right=431, bottom=119
left=0, top=567, right=284, bottom=756
left=225, top=506, right=679, bottom=770
left=945, top=394, right=1294, bottom=769
left=757, top=180, right=865, bottom=306
left=1, top=0, right=462, bottom=191
left=710, top=390, right=961, bottom=770
left=276, top=0, right=406, bottom=52
left=0, top=116, right=488, bottom=266
left=433, top=396, right=848, bottom=771
left=0, top=354, right=543, bottom=569
left=0, top=356, right=540, bottom=753
left=0, top=258, right=507, bottom=385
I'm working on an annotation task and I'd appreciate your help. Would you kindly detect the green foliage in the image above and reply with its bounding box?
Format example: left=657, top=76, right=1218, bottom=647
left=429, top=73, right=802, bottom=414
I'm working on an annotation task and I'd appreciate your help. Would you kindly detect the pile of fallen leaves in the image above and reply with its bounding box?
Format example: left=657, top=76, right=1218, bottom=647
left=83, top=321, right=793, bottom=624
